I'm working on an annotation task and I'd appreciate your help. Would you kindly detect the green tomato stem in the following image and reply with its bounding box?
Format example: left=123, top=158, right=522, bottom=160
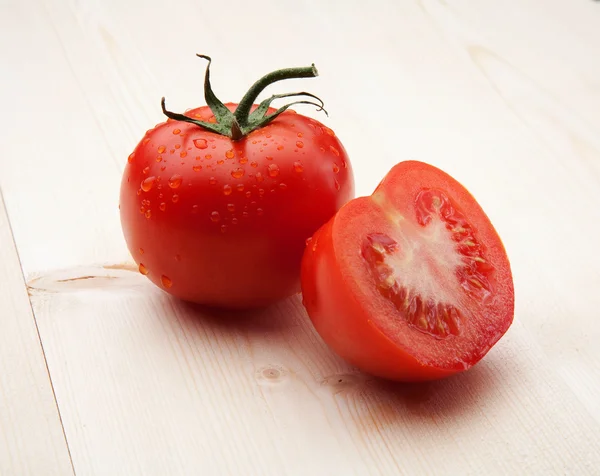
left=161, top=55, right=326, bottom=141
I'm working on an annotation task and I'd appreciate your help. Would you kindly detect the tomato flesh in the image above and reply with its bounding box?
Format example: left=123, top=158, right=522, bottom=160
left=301, top=161, right=514, bottom=381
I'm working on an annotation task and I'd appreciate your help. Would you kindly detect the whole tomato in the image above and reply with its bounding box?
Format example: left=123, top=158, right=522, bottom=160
left=119, top=55, right=354, bottom=308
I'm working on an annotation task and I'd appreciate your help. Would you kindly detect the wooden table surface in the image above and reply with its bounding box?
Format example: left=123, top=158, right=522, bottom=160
left=2, top=0, right=600, bottom=474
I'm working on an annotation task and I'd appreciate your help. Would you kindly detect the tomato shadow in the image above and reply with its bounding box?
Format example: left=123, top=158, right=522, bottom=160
left=352, top=355, right=506, bottom=425
left=161, top=290, right=505, bottom=428
left=171, top=293, right=304, bottom=336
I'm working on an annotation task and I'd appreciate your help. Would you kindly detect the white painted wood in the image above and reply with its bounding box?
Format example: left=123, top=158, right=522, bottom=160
left=1, top=0, right=599, bottom=474
left=0, top=195, right=74, bottom=475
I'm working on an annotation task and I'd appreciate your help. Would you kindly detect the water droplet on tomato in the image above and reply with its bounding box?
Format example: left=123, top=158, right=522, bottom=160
left=231, top=217, right=239, bottom=225
left=141, top=176, right=156, bottom=192
left=157, top=145, right=166, bottom=154
left=128, top=152, right=135, bottom=163
left=180, top=151, right=187, bottom=158
left=256, top=208, right=264, bottom=216
left=220, top=224, right=228, bottom=233
left=139, top=247, right=144, bottom=254
left=267, top=163, right=280, bottom=177
left=334, top=179, right=340, bottom=191
left=192, top=204, right=199, bottom=214
left=145, top=209, right=152, bottom=218
left=258, top=188, right=265, bottom=197
left=245, top=191, right=251, bottom=198
left=143, top=138, right=151, bottom=145
left=217, top=159, right=225, bottom=165
left=225, top=149, right=235, bottom=159
left=205, top=154, right=212, bottom=160
left=139, top=263, right=149, bottom=275
left=173, top=128, right=181, bottom=135
left=209, top=177, right=217, bottom=185
left=159, top=202, right=166, bottom=211
left=210, top=211, right=220, bottom=222
left=242, top=211, right=249, bottom=219
left=296, top=141, right=304, bottom=148
left=227, top=203, right=235, bottom=212
left=193, top=165, right=202, bottom=172
left=250, top=161, right=258, bottom=168
left=161, top=275, right=173, bottom=288
left=193, top=138, right=208, bottom=149
left=160, top=165, right=166, bottom=172
left=266, top=133, right=272, bottom=138
left=277, top=145, right=284, bottom=151
left=294, top=161, right=303, bottom=173
left=137, top=189, right=142, bottom=196
left=156, top=156, right=163, bottom=162
left=329, top=145, right=340, bottom=156
left=172, top=194, right=179, bottom=203
left=236, top=183, right=244, bottom=192
left=332, top=163, right=340, bottom=174
left=239, top=157, right=248, bottom=165
left=266, top=156, right=273, bottom=161
left=279, top=183, right=287, bottom=190
left=297, top=132, right=303, bottom=138
left=223, top=184, right=232, bottom=195
left=143, top=166, right=150, bottom=175
left=175, top=144, right=181, bottom=150
left=255, top=172, right=264, bottom=182
left=168, top=174, right=182, bottom=189
left=231, top=168, right=245, bottom=179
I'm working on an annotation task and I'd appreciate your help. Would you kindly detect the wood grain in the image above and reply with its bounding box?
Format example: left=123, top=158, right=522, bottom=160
left=1, top=0, right=599, bottom=474
left=0, top=194, right=74, bottom=476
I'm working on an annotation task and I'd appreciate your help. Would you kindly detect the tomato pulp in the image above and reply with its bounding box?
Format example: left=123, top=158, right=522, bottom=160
left=301, top=161, right=514, bottom=381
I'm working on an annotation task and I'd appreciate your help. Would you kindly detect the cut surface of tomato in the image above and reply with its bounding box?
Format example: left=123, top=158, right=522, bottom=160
left=301, top=161, right=514, bottom=381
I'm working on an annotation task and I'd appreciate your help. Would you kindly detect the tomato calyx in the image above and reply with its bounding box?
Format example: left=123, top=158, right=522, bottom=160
left=160, top=54, right=328, bottom=141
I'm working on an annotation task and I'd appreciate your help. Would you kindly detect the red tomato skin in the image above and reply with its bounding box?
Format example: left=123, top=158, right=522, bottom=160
left=300, top=161, right=514, bottom=381
left=120, top=104, right=354, bottom=308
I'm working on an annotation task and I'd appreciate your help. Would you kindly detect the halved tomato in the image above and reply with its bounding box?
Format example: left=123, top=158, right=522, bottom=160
left=300, top=161, right=514, bottom=381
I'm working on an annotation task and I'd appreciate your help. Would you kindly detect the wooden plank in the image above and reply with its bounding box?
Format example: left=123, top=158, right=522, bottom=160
left=0, top=193, right=74, bottom=475
left=0, top=0, right=599, bottom=474
left=25, top=266, right=600, bottom=475
left=0, top=0, right=131, bottom=274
